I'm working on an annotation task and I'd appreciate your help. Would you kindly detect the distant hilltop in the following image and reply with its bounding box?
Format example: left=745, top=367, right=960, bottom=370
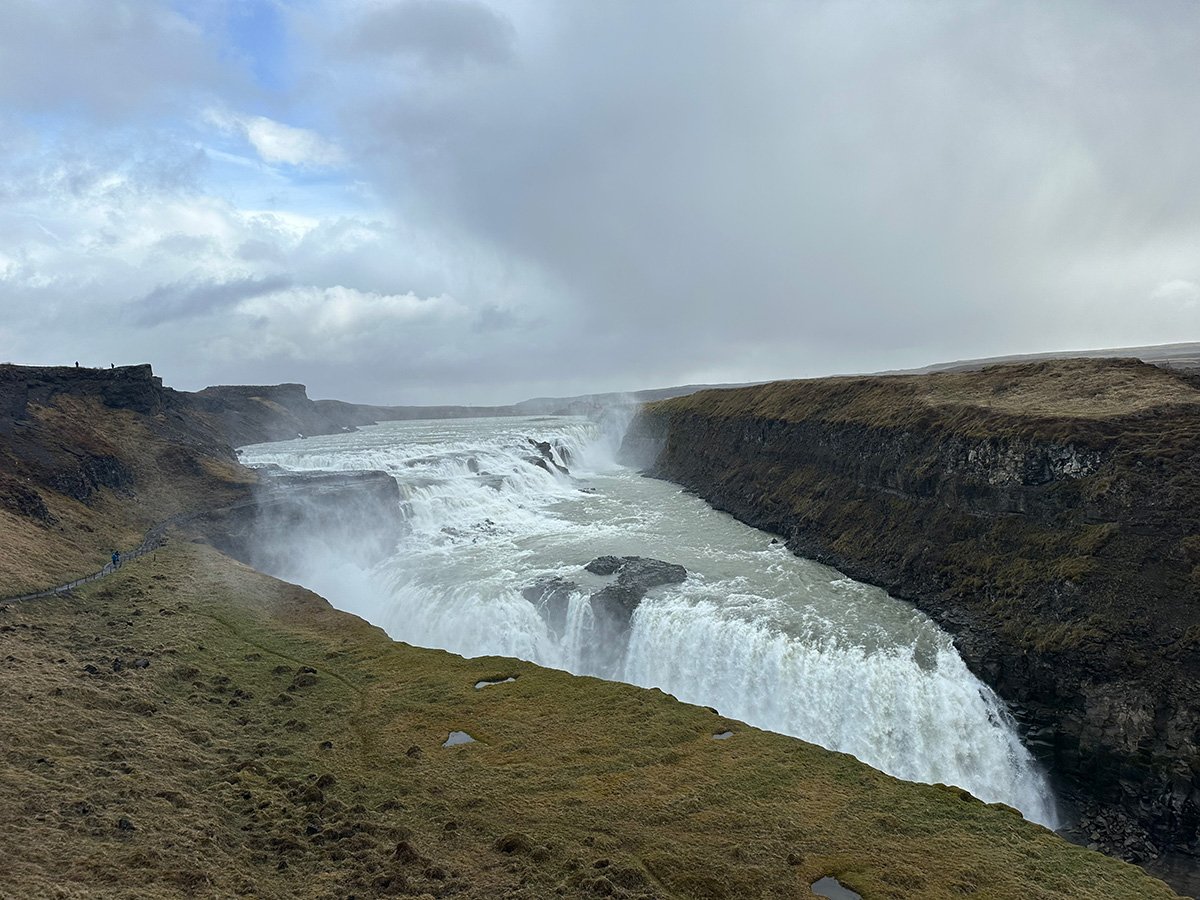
left=878, top=340, right=1200, bottom=376
left=200, top=381, right=760, bottom=447
left=6, top=340, right=1195, bottom=448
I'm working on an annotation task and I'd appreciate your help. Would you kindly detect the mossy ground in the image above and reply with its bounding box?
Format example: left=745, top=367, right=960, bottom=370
left=0, top=541, right=1180, bottom=898
left=656, top=357, right=1200, bottom=447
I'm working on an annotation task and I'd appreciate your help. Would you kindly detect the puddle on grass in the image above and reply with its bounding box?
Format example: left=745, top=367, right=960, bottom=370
left=811, top=876, right=862, bottom=900
left=443, top=731, right=476, bottom=747
left=475, top=676, right=517, bottom=690
left=712, top=730, right=734, bottom=740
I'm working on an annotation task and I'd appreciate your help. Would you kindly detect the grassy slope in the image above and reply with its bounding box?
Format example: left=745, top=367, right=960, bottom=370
left=0, top=395, right=253, bottom=596
left=656, top=357, right=1200, bottom=442
left=0, top=541, right=1178, bottom=899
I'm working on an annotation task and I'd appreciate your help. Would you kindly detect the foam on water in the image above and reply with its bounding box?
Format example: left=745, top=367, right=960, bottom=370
left=241, top=412, right=1058, bottom=827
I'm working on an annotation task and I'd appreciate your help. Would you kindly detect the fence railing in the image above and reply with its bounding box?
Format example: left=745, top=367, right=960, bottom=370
left=2, top=513, right=190, bottom=603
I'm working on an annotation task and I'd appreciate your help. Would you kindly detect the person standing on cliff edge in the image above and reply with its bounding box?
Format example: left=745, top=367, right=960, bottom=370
left=111, top=550, right=120, bottom=569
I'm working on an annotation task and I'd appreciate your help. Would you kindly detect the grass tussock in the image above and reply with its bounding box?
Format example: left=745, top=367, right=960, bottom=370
left=0, top=542, right=1180, bottom=899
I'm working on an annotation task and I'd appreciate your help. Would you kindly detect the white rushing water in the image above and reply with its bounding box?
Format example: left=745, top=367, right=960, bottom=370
left=241, top=413, right=1057, bottom=827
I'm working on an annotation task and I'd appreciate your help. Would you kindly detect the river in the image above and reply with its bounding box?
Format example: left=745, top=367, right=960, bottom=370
left=240, top=413, right=1057, bottom=828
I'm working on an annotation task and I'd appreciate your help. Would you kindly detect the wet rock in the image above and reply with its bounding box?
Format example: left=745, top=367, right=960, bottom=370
left=116, top=817, right=136, bottom=832
left=586, top=556, right=687, bottom=628
left=521, top=577, right=576, bottom=638
left=526, top=438, right=570, bottom=473
left=584, top=556, right=623, bottom=576
left=466, top=457, right=480, bottom=474
left=524, top=455, right=552, bottom=474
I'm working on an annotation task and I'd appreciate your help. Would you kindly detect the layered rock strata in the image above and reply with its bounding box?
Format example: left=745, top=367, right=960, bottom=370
left=621, top=359, right=1200, bottom=861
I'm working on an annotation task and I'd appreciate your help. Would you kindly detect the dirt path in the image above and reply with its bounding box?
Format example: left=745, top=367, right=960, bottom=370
left=1, top=515, right=184, bottom=603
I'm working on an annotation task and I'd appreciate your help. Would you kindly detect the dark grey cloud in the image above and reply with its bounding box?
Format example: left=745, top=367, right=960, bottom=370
left=132, top=275, right=293, bottom=326
left=341, top=0, right=515, bottom=69
left=0, top=0, right=237, bottom=119
left=316, top=0, right=1200, bottom=390
left=471, top=303, right=519, bottom=333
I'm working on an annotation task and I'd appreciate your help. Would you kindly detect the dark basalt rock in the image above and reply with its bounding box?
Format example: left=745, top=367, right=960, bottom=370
left=521, top=577, right=576, bottom=638
left=523, top=455, right=552, bottom=474
left=47, top=454, right=134, bottom=503
left=526, top=438, right=570, bottom=474
left=584, top=556, right=623, bottom=576
left=0, top=364, right=168, bottom=433
left=620, top=360, right=1200, bottom=860
left=586, top=556, right=687, bottom=628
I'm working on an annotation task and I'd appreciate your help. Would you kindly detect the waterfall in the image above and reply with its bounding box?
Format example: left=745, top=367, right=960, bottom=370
left=240, top=410, right=1058, bottom=828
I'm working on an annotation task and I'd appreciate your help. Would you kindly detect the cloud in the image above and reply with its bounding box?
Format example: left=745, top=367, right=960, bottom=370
left=1152, top=279, right=1200, bottom=310
left=0, top=0, right=234, bottom=119
left=340, top=0, right=516, bottom=69
left=132, top=274, right=294, bottom=326
left=206, top=110, right=345, bottom=168
left=2, top=1, right=1200, bottom=404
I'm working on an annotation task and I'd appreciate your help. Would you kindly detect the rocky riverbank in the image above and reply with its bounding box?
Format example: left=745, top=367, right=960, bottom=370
left=621, top=358, right=1200, bottom=865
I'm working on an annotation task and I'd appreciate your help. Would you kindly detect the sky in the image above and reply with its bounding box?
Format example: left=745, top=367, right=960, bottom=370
left=1, top=0, right=1198, bottom=405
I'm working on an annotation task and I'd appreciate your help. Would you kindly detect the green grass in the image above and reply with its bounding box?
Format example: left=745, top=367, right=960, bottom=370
left=0, top=541, right=1180, bottom=898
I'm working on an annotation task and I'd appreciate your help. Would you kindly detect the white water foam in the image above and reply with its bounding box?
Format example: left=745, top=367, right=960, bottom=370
left=241, top=412, right=1058, bottom=827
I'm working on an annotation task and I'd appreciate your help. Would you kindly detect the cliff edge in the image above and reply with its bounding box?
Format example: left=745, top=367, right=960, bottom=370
left=623, top=357, right=1200, bottom=862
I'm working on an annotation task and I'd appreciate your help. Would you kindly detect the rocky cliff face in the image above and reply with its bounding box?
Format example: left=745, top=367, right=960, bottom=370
left=621, top=359, right=1200, bottom=862
left=200, top=468, right=405, bottom=574
left=1, top=363, right=167, bottom=431
left=0, top=364, right=404, bottom=596
left=187, top=383, right=373, bottom=447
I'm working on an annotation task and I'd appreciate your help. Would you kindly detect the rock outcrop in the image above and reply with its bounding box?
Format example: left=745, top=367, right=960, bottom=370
left=621, top=358, right=1200, bottom=862
left=585, top=556, right=688, bottom=628
left=522, top=557, right=687, bottom=675
left=201, top=469, right=405, bottom=573
left=187, top=383, right=372, bottom=447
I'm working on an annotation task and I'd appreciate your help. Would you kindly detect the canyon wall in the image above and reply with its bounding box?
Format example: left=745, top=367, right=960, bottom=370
left=622, top=358, right=1200, bottom=860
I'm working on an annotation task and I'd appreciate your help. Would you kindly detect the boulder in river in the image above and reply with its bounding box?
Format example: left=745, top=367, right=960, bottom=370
left=521, top=577, right=577, bottom=638
left=526, top=438, right=570, bottom=474
left=585, top=556, right=687, bottom=628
